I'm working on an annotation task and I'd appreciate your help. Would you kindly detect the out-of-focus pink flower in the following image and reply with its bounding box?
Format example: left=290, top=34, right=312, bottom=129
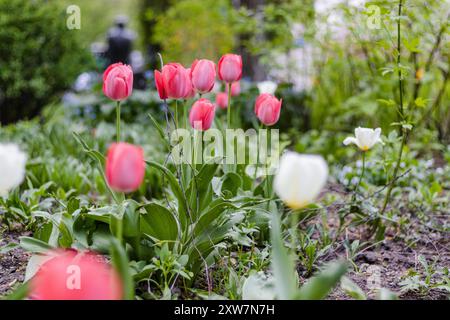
left=30, top=249, right=122, bottom=300
left=218, top=54, right=242, bottom=83
left=215, top=92, right=228, bottom=109
left=103, top=63, right=133, bottom=101
left=254, top=93, right=282, bottom=126
left=226, top=81, right=241, bottom=96
left=106, top=142, right=145, bottom=193
left=190, top=59, right=216, bottom=94
left=189, top=98, right=215, bottom=131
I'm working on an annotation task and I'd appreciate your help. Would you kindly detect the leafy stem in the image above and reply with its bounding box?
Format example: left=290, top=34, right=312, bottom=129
left=380, top=0, right=407, bottom=216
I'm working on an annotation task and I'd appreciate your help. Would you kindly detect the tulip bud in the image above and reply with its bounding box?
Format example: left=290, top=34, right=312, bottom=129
left=106, top=143, right=145, bottom=193
left=218, top=54, right=243, bottom=83
left=0, top=143, right=27, bottom=196
left=189, top=98, right=215, bottom=131
left=343, top=127, right=383, bottom=151
left=30, top=250, right=122, bottom=300
left=161, top=63, right=192, bottom=99
left=103, top=63, right=134, bottom=101
left=226, top=81, right=241, bottom=96
left=215, top=92, right=228, bottom=109
left=274, top=152, right=328, bottom=209
left=190, top=59, right=216, bottom=93
left=254, top=93, right=282, bottom=126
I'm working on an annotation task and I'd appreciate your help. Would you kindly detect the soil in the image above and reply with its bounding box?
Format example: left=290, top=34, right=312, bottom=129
left=0, top=230, right=31, bottom=297
left=0, top=184, right=448, bottom=300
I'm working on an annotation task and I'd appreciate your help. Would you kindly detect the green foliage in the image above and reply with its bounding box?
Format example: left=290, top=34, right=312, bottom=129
left=0, top=0, right=93, bottom=124
left=152, top=0, right=234, bottom=64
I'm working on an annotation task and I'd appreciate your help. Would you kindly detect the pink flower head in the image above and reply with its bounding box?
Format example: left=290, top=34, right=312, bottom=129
left=218, top=54, right=242, bottom=83
left=30, top=249, right=122, bottom=300
left=103, top=63, right=134, bottom=101
left=189, top=98, right=216, bottom=131
left=106, top=142, right=145, bottom=193
left=190, top=59, right=216, bottom=94
left=254, top=93, right=282, bottom=126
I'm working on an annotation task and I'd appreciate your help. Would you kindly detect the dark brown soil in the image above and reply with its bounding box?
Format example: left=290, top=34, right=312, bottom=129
left=0, top=230, right=30, bottom=297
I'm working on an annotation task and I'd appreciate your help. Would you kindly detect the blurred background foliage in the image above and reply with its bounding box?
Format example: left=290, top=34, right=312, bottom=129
left=1, top=0, right=449, bottom=148
left=0, top=0, right=93, bottom=124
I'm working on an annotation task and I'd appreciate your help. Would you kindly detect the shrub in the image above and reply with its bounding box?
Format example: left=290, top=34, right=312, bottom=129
left=0, top=0, right=93, bottom=124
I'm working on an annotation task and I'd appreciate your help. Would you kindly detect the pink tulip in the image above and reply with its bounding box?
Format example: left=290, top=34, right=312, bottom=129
left=154, top=70, right=168, bottom=100
left=189, top=98, right=215, bottom=131
left=190, top=59, right=216, bottom=93
left=218, top=54, right=243, bottom=83
left=160, top=63, right=192, bottom=99
left=215, top=92, right=228, bottom=109
left=106, top=143, right=145, bottom=193
left=30, top=250, right=122, bottom=300
left=103, top=63, right=133, bottom=101
left=254, top=93, right=282, bottom=126
left=226, top=81, right=241, bottom=96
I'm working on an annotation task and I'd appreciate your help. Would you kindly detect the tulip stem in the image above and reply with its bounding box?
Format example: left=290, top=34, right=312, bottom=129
left=353, top=152, right=366, bottom=200
left=175, top=100, right=179, bottom=129
left=226, top=83, right=232, bottom=129
left=380, top=0, right=406, bottom=216
left=116, top=101, right=121, bottom=142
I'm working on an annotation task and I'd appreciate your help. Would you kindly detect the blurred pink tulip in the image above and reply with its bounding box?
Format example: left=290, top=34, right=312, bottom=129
left=103, top=63, right=134, bottom=101
left=189, top=98, right=215, bottom=131
left=226, top=81, right=241, bottom=96
left=190, top=59, right=216, bottom=93
left=30, top=249, right=122, bottom=300
left=218, top=54, right=242, bottom=83
left=106, top=143, right=145, bottom=193
left=215, top=92, right=228, bottom=109
left=254, top=93, right=282, bottom=126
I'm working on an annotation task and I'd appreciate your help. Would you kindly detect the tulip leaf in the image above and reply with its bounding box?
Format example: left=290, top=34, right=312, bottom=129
left=19, top=236, right=54, bottom=254
left=270, top=212, right=298, bottom=300
left=110, top=238, right=134, bottom=300
left=297, top=261, right=348, bottom=300
left=140, top=202, right=179, bottom=241
left=145, top=160, right=189, bottom=229
left=147, top=113, right=170, bottom=150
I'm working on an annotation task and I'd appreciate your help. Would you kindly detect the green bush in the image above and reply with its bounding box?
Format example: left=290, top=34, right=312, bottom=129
left=0, top=0, right=93, bottom=124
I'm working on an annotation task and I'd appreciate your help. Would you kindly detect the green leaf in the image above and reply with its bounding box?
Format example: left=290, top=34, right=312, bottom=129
left=414, top=97, right=428, bottom=108
left=146, top=160, right=189, bottom=229
left=140, top=203, right=179, bottom=241
left=270, top=212, right=298, bottom=300
left=109, top=238, right=134, bottom=300
left=4, top=281, right=29, bottom=300
left=297, top=261, right=348, bottom=300
left=0, top=242, right=19, bottom=254
left=147, top=113, right=170, bottom=150
left=19, top=236, right=53, bottom=254
left=340, top=276, right=366, bottom=300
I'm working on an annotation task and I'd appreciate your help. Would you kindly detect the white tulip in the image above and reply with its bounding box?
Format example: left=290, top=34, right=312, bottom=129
left=257, top=81, right=278, bottom=95
left=274, top=152, right=328, bottom=209
left=343, top=127, right=383, bottom=151
left=0, top=143, right=27, bottom=196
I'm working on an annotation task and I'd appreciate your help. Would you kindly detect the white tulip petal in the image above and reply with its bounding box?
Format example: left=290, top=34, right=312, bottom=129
left=0, top=144, right=27, bottom=195
left=274, top=152, right=328, bottom=209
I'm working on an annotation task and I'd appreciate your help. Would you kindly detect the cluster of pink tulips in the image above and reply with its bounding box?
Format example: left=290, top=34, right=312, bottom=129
left=29, top=54, right=283, bottom=300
